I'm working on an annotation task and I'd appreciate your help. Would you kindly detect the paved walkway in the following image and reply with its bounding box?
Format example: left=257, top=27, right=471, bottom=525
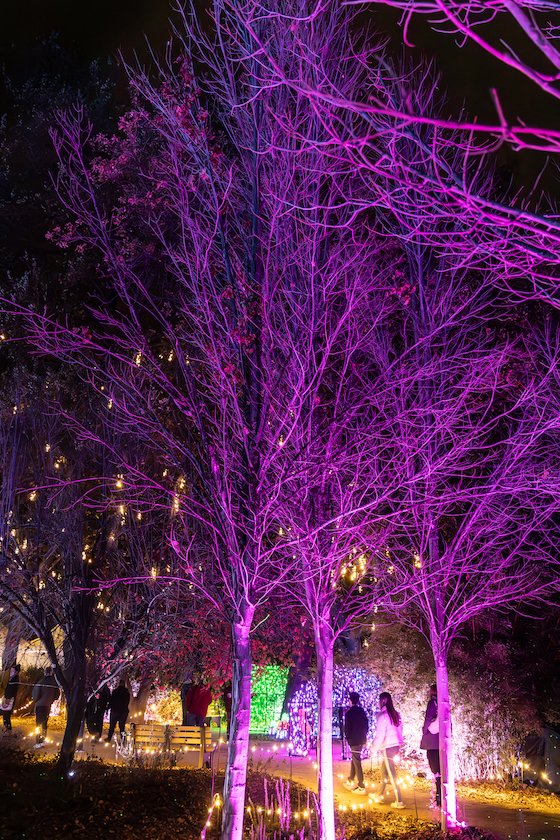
left=245, top=740, right=560, bottom=840
left=4, top=724, right=560, bottom=840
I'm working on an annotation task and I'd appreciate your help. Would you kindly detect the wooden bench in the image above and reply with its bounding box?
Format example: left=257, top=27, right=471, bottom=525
left=114, top=722, right=167, bottom=763
left=168, top=724, right=217, bottom=769
left=131, top=722, right=168, bottom=754
left=114, top=722, right=217, bottom=769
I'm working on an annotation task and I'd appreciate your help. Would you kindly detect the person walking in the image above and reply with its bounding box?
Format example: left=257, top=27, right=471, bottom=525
left=371, top=691, right=405, bottom=809
left=343, top=691, right=369, bottom=795
left=86, top=684, right=110, bottom=741
left=187, top=682, right=212, bottom=726
left=420, top=684, right=441, bottom=808
left=1, top=664, right=20, bottom=731
left=32, top=666, right=60, bottom=746
left=180, top=678, right=193, bottom=726
left=222, top=681, right=232, bottom=737
left=105, top=680, right=130, bottom=741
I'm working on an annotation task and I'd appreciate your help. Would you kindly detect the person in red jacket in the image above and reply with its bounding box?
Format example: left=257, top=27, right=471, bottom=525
left=188, top=683, right=212, bottom=725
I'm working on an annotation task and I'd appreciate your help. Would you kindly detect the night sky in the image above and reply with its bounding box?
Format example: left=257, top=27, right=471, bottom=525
left=1, top=0, right=557, bottom=189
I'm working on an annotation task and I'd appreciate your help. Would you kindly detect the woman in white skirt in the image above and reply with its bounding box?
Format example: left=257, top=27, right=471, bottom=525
left=371, top=691, right=405, bottom=808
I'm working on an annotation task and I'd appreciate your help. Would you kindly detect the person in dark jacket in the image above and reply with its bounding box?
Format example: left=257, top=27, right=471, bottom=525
left=86, top=684, right=110, bottom=741
left=1, top=664, right=20, bottom=731
left=343, top=691, right=369, bottom=794
left=106, top=680, right=130, bottom=741
left=180, top=679, right=193, bottom=726
left=420, top=684, right=440, bottom=807
left=32, top=666, right=60, bottom=745
left=222, top=682, right=232, bottom=737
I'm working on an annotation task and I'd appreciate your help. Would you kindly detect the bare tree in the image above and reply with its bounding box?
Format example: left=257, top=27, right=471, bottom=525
left=2, top=13, right=298, bottom=835
left=0, top=399, right=155, bottom=776
left=369, top=246, right=560, bottom=826
left=265, top=193, right=395, bottom=837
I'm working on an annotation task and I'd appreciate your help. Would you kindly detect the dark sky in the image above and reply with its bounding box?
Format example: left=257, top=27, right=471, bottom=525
left=1, top=1, right=171, bottom=64
left=1, top=0, right=556, bottom=190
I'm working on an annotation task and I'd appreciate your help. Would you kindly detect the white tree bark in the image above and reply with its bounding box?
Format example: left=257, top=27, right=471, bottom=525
left=435, top=654, right=457, bottom=829
left=315, top=625, right=336, bottom=840
left=221, top=610, right=254, bottom=840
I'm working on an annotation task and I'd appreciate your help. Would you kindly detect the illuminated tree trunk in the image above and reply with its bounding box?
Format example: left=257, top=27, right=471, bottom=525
left=315, top=624, right=336, bottom=840
left=433, top=649, right=457, bottom=829
left=221, top=607, right=254, bottom=840
left=55, top=660, right=86, bottom=779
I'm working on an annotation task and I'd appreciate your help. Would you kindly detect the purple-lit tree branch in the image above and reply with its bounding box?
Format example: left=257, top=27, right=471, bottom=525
left=352, top=1, right=560, bottom=103
left=220, top=0, right=560, bottom=304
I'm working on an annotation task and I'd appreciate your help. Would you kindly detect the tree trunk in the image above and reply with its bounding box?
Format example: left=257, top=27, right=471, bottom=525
left=55, top=665, right=86, bottom=778
left=221, top=610, right=254, bottom=840
left=2, top=616, right=23, bottom=674
left=129, top=676, right=152, bottom=723
left=434, top=654, right=457, bottom=829
left=315, top=624, right=336, bottom=840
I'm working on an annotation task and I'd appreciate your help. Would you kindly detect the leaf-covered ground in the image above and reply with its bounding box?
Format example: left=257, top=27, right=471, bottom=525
left=455, top=780, right=560, bottom=814
left=0, top=743, right=499, bottom=840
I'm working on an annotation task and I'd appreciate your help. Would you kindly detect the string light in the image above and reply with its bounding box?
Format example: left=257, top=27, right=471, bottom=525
left=289, top=666, right=382, bottom=755
left=251, top=666, right=289, bottom=735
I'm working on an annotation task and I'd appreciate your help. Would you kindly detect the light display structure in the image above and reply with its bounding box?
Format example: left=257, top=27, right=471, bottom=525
left=249, top=665, right=289, bottom=734
left=288, top=666, right=382, bottom=755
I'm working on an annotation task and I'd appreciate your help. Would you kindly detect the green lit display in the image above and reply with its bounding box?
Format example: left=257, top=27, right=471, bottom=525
left=249, top=665, right=289, bottom=733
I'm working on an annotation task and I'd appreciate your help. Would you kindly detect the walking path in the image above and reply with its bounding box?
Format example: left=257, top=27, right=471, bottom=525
left=4, top=723, right=559, bottom=840
left=254, top=744, right=560, bottom=840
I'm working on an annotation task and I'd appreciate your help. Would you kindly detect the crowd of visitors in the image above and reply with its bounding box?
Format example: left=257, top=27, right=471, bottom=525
left=342, top=686, right=440, bottom=810
left=1, top=662, right=442, bottom=808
